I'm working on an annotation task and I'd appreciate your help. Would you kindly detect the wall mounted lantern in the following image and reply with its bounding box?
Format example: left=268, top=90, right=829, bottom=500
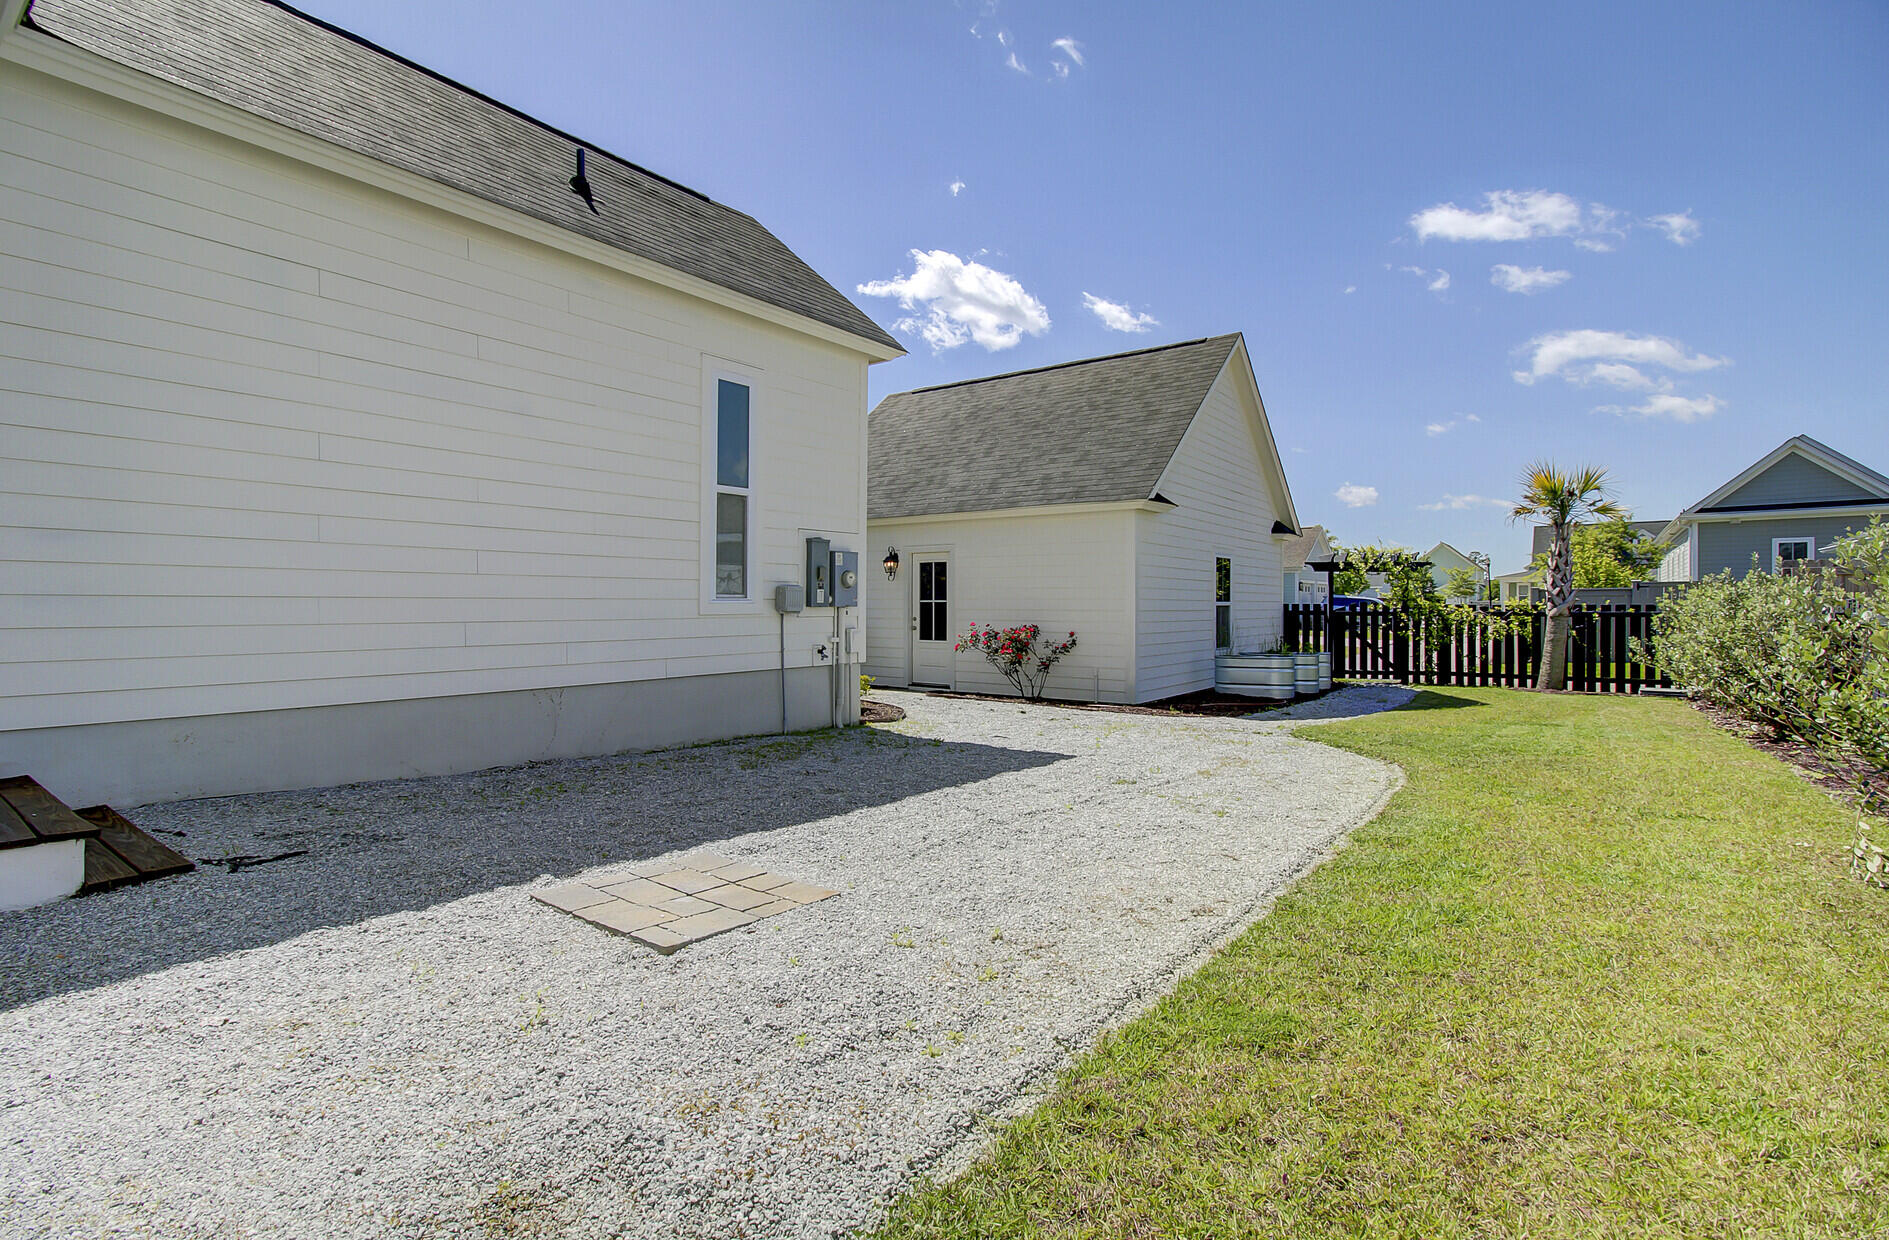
left=882, top=547, right=900, bottom=580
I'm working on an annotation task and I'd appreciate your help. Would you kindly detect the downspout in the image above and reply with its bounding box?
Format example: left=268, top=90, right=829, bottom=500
left=779, top=608, right=788, bottom=735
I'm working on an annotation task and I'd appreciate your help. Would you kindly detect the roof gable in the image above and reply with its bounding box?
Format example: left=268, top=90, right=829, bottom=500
left=25, top=0, right=899, bottom=354
left=1282, top=525, right=1330, bottom=571
left=1687, top=435, right=1889, bottom=515
left=1709, top=451, right=1882, bottom=510
left=868, top=335, right=1242, bottom=520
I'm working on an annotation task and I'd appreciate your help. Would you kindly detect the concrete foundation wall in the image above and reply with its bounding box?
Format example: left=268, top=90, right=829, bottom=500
left=0, top=664, right=856, bottom=808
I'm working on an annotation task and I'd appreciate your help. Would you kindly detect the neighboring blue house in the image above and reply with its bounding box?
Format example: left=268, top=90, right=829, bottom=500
left=1657, top=436, right=1889, bottom=581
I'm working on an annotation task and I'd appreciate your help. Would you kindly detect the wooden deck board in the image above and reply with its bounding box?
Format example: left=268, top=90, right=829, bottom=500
left=0, top=797, right=35, bottom=849
left=74, top=805, right=195, bottom=880
left=0, top=776, right=99, bottom=842
left=81, top=839, right=139, bottom=893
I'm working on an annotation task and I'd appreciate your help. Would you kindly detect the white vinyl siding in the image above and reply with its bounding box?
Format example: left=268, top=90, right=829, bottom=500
left=1133, top=360, right=1283, bottom=701
left=1656, top=532, right=1692, bottom=583
left=0, top=61, right=870, bottom=733
left=863, top=510, right=1137, bottom=702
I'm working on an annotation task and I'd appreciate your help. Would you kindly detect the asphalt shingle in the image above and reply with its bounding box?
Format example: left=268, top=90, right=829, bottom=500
left=867, top=335, right=1240, bottom=520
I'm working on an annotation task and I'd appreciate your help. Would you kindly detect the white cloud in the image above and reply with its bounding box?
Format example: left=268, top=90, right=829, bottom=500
left=1410, top=190, right=1587, bottom=242
left=996, top=28, right=1012, bottom=47
left=1050, top=36, right=1085, bottom=66
left=1081, top=292, right=1157, bottom=333
left=857, top=249, right=1050, bottom=353
left=1335, top=483, right=1379, bottom=508
left=1343, top=284, right=1357, bottom=294
left=1464, top=413, right=1481, bottom=422
left=1005, top=51, right=1028, bottom=73
left=1419, top=493, right=1509, bottom=511
left=1426, top=420, right=1456, bottom=436
left=1513, top=329, right=1727, bottom=386
left=948, top=179, right=966, bottom=198
left=1573, top=238, right=1614, bottom=252
left=1398, top=265, right=1450, bottom=294
left=1648, top=211, right=1701, bottom=245
left=1490, top=264, right=1571, bottom=294
left=1600, top=393, right=1723, bottom=422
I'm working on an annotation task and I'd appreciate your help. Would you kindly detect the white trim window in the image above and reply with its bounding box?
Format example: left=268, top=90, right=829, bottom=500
left=1215, top=557, right=1232, bottom=650
left=1772, top=536, right=1813, bottom=572
left=702, top=362, right=758, bottom=605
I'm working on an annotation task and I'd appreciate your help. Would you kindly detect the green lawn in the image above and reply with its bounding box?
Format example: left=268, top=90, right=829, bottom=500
left=878, top=688, right=1889, bottom=1238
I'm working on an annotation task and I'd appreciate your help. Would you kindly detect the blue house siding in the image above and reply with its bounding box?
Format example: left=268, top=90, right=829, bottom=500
left=1696, top=515, right=1880, bottom=578
left=1709, top=454, right=1880, bottom=510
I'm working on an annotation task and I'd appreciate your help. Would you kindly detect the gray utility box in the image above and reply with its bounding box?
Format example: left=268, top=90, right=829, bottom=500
left=805, top=537, right=832, bottom=608
left=830, top=549, right=859, bottom=608
left=773, top=583, right=804, bottom=613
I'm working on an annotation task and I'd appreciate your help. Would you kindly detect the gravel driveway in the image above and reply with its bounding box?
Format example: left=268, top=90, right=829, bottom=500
left=2, top=690, right=1403, bottom=1239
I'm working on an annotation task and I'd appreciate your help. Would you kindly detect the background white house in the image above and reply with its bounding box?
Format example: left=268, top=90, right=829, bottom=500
left=1281, top=525, right=1332, bottom=604
left=863, top=334, right=1300, bottom=704
left=0, top=0, right=902, bottom=805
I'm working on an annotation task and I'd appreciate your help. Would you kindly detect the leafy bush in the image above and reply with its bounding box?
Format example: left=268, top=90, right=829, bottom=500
left=1647, top=523, right=1888, bottom=775
left=860, top=673, right=874, bottom=698
left=954, top=624, right=1078, bottom=701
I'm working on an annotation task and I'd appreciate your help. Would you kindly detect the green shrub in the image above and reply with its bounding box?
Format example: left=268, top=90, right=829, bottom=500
left=1647, top=526, right=1887, bottom=776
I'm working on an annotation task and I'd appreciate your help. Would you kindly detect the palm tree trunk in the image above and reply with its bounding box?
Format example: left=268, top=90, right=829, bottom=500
left=1536, top=522, right=1574, bottom=690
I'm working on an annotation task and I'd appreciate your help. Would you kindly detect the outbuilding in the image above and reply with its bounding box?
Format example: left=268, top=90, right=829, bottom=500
left=863, top=334, right=1299, bottom=703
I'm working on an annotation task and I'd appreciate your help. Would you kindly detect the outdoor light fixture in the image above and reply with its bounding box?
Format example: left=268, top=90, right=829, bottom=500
left=882, top=547, right=900, bottom=580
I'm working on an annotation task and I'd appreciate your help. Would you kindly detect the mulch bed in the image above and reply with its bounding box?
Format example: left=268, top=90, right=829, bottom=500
left=859, top=699, right=907, bottom=723
left=893, top=687, right=1338, bottom=718
left=1690, top=699, right=1889, bottom=811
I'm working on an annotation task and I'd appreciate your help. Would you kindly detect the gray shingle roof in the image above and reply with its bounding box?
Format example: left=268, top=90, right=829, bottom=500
left=868, top=335, right=1240, bottom=520
left=25, top=0, right=900, bottom=353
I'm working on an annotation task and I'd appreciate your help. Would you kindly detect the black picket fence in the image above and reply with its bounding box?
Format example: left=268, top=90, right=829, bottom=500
left=1283, top=603, right=1672, bottom=693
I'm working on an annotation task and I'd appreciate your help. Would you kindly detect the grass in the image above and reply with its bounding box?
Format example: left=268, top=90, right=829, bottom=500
left=876, top=687, right=1889, bottom=1238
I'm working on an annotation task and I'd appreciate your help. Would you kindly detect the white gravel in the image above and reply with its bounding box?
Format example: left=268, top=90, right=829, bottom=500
left=1254, top=682, right=1419, bottom=723
left=1, top=693, right=1403, bottom=1240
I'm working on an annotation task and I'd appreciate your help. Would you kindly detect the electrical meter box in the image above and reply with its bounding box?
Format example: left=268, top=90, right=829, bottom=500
left=804, top=537, right=832, bottom=607
left=830, top=549, right=859, bottom=608
left=773, top=583, right=804, bottom=613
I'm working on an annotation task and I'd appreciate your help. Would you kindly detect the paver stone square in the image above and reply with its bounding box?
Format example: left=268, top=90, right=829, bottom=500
left=630, top=924, right=689, bottom=955
left=746, top=897, right=801, bottom=918
left=662, top=907, right=756, bottom=944
left=531, top=883, right=614, bottom=913
left=697, top=883, right=777, bottom=912
left=649, top=868, right=723, bottom=895
left=575, top=900, right=674, bottom=935
left=597, top=878, right=677, bottom=905
left=707, top=861, right=769, bottom=883
left=653, top=894, right=719, bottom=917
left=766, top=880, right=840, bottom=905
left=738, top=871, right=795, bottom=892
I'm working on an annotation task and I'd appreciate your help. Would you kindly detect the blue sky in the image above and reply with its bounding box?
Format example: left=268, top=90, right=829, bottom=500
left=299, top=0, right=1887, bottom=571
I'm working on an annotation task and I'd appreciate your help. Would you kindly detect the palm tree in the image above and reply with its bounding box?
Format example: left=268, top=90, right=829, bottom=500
left=1511, top=463, right=1625, bottom=691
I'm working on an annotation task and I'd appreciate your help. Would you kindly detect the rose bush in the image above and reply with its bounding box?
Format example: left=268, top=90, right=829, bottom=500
left=955, top=623, right=1079, bottom=701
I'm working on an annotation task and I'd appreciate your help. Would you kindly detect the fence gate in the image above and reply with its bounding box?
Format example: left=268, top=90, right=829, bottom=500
left=1283, top=603, right=1669, bottom=694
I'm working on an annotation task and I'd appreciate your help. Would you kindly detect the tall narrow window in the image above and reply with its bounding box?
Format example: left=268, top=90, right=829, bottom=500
left=1215, top=557, right=1232, bottom=650
left=714, top=379, right=750, bottom=598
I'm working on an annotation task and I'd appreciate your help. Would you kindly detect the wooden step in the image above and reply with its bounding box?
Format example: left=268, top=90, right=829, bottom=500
left=0, top=774, right=195, bottom=898
left=73, top=804, right=195, bottom=887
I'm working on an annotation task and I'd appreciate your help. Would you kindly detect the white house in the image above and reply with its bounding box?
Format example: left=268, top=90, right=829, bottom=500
left=1281, top=525, right=1332, bottom=604
left=0, top=0, right=903, bottom=806
left=863, top=335, right=1300, bottom=704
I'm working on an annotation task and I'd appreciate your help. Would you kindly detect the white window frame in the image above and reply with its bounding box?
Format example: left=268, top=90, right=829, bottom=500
left=1215, top=556, right=1232, bottom=651
left=1771, top=536, right=1813, bottom=572
left=701, top=358, right=762, bottom=610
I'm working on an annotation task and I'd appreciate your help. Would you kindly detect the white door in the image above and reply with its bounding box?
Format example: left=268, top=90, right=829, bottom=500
left=910, top=554, right=954, bottom=687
